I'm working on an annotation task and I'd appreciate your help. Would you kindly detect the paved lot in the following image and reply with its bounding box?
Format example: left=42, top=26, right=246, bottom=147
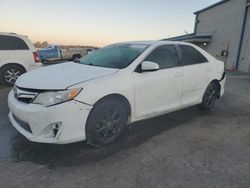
left=0, top=72, right=250, bottom=188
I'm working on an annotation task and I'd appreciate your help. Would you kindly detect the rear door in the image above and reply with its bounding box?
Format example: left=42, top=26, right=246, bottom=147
left=177, top=45, right=211, bottom=106
left=132, top=45, right=184, bottom=119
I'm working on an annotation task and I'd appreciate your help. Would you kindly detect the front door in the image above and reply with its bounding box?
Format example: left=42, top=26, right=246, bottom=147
left=132, top=45, right=183, bottom=119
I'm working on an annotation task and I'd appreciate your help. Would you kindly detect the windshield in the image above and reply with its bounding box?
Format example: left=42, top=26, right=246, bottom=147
left=79, top=44, right=149, bottom=69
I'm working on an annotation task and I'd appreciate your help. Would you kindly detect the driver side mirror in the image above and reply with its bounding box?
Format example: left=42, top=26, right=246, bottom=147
left=141, top=61, right=159, bottom=72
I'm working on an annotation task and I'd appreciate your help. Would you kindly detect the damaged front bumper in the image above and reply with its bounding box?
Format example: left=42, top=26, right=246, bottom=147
left=8, top=89, right=92, bottom=144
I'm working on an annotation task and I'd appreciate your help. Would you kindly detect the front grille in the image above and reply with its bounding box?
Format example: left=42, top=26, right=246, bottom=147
left=17, top=97, right=33, bottom=104
left=13, top=115, right=32, bottom=133
left=14, top=86, right=38, bottom=104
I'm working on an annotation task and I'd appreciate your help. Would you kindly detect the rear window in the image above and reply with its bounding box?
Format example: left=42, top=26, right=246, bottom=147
left=0, top=35, right=29, bottom=50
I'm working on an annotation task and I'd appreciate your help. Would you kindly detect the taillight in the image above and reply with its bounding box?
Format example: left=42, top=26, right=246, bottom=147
left=33, top=52, right=40, bottom=63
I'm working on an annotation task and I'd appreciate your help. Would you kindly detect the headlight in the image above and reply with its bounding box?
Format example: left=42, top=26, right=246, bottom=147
left=32, top=88, right=82, bottom=107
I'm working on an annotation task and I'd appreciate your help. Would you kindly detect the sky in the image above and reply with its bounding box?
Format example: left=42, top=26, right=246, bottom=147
left=0, top=0, right=219, bottom=47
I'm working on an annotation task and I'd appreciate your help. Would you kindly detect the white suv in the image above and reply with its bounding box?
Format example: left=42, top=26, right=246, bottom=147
left=8, top=41, right=226, bottom=146
left=0, top=32, right=41, bottom=85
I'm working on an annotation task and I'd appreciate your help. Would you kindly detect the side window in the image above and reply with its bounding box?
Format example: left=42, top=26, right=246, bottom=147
left=178, top=45, right=208, bottom=66
left=0, top=35, right=29, bottom=50
left=144, top=45, right=178, bottom=69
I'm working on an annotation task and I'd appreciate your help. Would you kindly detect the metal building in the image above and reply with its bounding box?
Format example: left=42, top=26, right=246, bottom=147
left=164, top=0, right=250, bottom=72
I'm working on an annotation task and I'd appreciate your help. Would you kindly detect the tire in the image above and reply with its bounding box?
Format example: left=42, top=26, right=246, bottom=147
left=0, top=64, right=26, bottom=86
left=86, top=99, right=128, bottom=147
left=199, top=83, right=219, bottom=111
left=72, top=54, right=81, bottom=62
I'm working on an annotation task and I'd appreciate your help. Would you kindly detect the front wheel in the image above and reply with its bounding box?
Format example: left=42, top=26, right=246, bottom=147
left=86, top=99, right=128, bottom=147
left=0, top=64, right=26, bottom=86
left=199, top=83, right=219, bottom=110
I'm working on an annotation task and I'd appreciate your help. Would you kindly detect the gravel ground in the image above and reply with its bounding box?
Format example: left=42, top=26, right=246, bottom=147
left=0, top=72, right=250, bottom=188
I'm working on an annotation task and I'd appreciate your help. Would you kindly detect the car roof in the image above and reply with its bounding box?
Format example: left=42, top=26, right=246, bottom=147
left=0, top=32, right=29, bottom=37
left=117, top=40, right=192, bottom=46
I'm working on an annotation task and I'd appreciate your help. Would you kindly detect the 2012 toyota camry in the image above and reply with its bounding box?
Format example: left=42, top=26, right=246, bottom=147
left=8, top=41, right=226, bottom=146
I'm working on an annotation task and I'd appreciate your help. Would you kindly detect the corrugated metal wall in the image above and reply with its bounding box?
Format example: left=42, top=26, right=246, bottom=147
left=239, top=6, right=250, bottom=72
left=195, top=0, right=246, bottom=70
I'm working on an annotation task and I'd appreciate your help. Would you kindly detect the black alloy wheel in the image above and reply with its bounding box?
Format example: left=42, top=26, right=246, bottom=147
left=200, top=83, right=219, bottom=110
left=86, top=99, right=128, bottom=147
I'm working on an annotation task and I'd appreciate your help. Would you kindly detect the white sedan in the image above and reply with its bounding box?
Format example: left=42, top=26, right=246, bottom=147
left=8, top=41, right=226, bottom=146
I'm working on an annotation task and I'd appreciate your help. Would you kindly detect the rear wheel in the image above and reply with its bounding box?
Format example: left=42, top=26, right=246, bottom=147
left=200, top=83, right=219, bottom=110
left=0, top=64, right=25, bottom=86
left=86, top=99, right=128, bottom=147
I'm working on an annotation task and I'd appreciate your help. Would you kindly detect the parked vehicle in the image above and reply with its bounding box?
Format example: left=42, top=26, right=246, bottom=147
left=8, top=41, right=226, bottom=146
left=0, top=32, right=41, bottom=85
left=38, top=45, right=94, bottom=63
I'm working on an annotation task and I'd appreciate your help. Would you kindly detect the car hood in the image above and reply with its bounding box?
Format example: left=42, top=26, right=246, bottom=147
left=16, top=62, right=119, bottom=90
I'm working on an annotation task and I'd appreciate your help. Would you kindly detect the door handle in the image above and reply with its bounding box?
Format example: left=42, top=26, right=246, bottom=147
left=175, top=72, right=182, bottom=77
left=206, top=67, right=212, bottom=71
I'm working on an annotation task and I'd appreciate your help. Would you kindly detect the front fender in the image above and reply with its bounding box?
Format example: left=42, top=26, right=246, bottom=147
left=72, top=71, right=135, bottom=120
